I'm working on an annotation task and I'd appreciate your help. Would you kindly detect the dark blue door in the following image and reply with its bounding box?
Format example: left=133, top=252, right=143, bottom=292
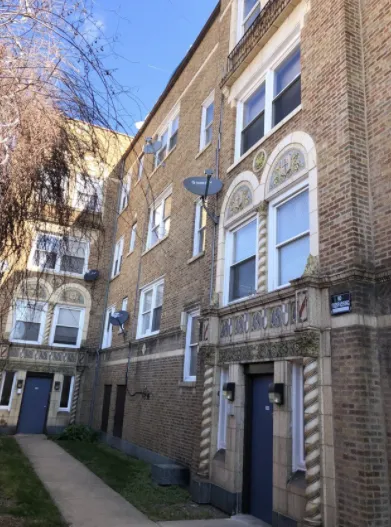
left=250, top=374, right=273, bottom=524
left=18, top=377, right=52, bottom=434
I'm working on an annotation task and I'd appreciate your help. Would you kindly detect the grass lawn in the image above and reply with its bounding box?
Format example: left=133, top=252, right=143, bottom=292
left=56, top=440, right=227, bottom=522
left=0, top=437, right=66, bottom=527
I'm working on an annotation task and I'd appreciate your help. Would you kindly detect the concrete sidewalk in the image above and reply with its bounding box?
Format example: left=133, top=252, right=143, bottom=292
left=157, top=516, right=269, bottom=526
left=16, top=435, right=154, bottom=527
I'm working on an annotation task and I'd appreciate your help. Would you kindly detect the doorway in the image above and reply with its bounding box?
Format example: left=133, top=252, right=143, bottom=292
left=17, top=375, right=52, bottom=434
left=244, top=372, right=274, bottom=525
left=113, top=385, right=126, bottom=438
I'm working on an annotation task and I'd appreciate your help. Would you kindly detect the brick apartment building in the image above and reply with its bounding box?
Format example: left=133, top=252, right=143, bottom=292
left=1, top=0, right=391, bottom=526
left=0, top=125, right=129, bottom=435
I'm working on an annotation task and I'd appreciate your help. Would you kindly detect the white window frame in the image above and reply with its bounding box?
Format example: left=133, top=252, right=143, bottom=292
left=119, top=173, right=131, bottom=213
left=0, top=372, right=17, bottom=411
left=10, top=300, right=47, bottom=345
left=223, top=216, right=258, bottom=306
left=49, top=305, right=85, bottom=349
left=183, top=309, right=200, bottom=382
left=137, top=155, right=144, bottom=181
left=136, top=278, right=164, bottom=339
left=112, top=236, right=124, bottom=278
left=218, top=368, right=229, bottom=450
left=192, top=201, right=207, bottom=257
left=119, top=297, right=128, bottom=334
left=155, top=108, right=180, bottom=169
left=268, top=180, right=309, bottom=291
left=129, top=223, right=137, bottom=253
left=59, top=375, right=75, bottom=412
left=199, top=92, right=215, bottom=151
left=292, top=362, right=305, bottom=472
left=102, top=305, right=115, bottom=349
left=237, top=0, right=262, bottom=40
left=146, top=186, right=172, bottom=250
left=234, top=39, right=301, bottom=161
left=73, top=174, right=103, bottom=213
left=28, top=233, right=90, bottom=277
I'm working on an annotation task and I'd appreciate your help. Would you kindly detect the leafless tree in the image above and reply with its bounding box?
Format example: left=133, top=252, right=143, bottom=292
left=0, top=1, right=131, bottom=326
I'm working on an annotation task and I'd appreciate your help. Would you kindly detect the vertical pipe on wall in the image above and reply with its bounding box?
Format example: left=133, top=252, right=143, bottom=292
left=89, top=158, right=125, bottom=427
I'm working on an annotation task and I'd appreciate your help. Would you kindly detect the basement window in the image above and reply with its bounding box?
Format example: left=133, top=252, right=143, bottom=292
left=0, top=372, right=16, bottom=410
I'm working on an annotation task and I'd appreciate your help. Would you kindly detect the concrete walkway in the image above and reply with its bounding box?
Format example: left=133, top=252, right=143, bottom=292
left=16, top=435, right=154, bottom=527
left=157, top=517, right=269, bottom=527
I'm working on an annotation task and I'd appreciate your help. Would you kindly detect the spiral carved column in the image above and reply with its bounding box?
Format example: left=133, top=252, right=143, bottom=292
left=303, top=358, right=322, bottom=526
left=70, top=372, right=82, bottom=424
left=43, top=304, right=54, bottom=344
left=258, top=202, right=268, bottom=293
left=197, top=364, right=214, bottom=477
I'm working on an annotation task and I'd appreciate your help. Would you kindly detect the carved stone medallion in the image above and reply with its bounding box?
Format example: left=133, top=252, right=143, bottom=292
left=253, top=148, right=267, bottom=173
left=269, top=149, right=305, bottom=191
left=227, top=185, right=253, bottom=219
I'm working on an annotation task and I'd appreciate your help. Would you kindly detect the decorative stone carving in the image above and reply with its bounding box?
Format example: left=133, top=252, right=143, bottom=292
left=60, top=288, right=85, bottom=305
left=269, top=149, right=305, bottom=191
left=253, top=148, right=267, bottom=173
left=20, top=281, right=48, bottom=300
left=303, top=358, right=322, bottom=526
left=297, top=291, right=309, bottom=323
left=197, top=364, right=214, bottom=477
left=218, top=331, right=320, bottom=364
left=227, top=185, right=253, bottom=219
left=303, top=254, right=320, bottom=277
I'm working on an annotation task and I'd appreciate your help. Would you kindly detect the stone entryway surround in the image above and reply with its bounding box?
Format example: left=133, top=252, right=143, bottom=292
left=197, top=280, right=336, bottom=527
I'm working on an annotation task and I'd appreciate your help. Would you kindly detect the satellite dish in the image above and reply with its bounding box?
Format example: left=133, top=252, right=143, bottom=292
left=109, top=310, right=129, bottom=327
left=143, top=137, right=162, bottom=154
left=84, top=270, right=100, bottom=282
left=183, top=176, right=223, bottom=197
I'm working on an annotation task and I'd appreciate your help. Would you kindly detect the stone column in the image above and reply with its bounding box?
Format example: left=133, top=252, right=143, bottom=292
left=258, top=201, right=268, bottom=293
left=197, top=363, right=214, bottom=477
left=303, top=357, right=322, bottom=526
left=70, top=371, right=82, bottom=425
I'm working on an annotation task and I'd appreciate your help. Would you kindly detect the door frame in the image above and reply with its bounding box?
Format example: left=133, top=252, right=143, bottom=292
left=16, top=372, right=54, bottom=434
left=242, top=362, right=274, bottom=514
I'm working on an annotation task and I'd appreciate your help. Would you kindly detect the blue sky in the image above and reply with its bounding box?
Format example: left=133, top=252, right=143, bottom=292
left=94, top=0, right=218, bottom=134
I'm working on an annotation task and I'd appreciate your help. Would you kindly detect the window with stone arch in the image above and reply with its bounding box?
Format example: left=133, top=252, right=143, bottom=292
left=49, top=284, right=91, bottom=349
left=216, top=172, right=263, bottom=307
left=260, top=133, right=318, bottom=292
left=8, top=279, right=52, bottom=345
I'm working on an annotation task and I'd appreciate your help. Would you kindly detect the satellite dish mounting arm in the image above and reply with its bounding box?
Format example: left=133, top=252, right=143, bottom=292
left=202, top=170, right=219, bottom=225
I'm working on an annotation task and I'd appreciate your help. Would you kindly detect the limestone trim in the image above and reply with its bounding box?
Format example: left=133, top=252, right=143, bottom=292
left=197, top=363, right=215, bottom=477
left=303, top=357, right=322, bottom=526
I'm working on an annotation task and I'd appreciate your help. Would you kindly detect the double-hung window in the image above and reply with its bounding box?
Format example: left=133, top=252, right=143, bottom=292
left=242, top=84, right=265, bottom=155
left=129, top=223, right=137, bottom=253
left=74, top=174, right=103, bottom=212
left=11, top=300, right=47, bottom=344
left=226, top=219, right=257, bottom=303
left=59, top=375, right=75, bottom=411
left=292, top=363, right=305, bottom=471
left=269, top=187, right=309, bottom=289
left=273, top=47, right=301, bottom=127
left=30, top=233, right=89, bottom=276
left=155, top=112, right=180, bottom=168
left=50, top=306, right=85, bottom=348
left=200, top=94, right=214, bottom=150
left=218, top=368, right=229, bottom=450
left=237, top=44, right=301, bottom=159
left=102, top=306, right=115, bottom=349
left=183, top=310, right=200, bottom=382
left=137, top=279, right=164, bottom=338
left=242, top=0, right=261, bottom=34
left=119, top=174, right=131, bottom=213
left=0, top=372, right=16, bottom=410
left=147, top=188, right=172, bottom=249
left=112, top=237, right=124, bottom=278
left=193, top=201, right=207, bottom=256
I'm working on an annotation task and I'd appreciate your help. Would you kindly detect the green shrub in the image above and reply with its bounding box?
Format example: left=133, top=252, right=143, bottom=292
left=58, top=424, right=99, bottom=442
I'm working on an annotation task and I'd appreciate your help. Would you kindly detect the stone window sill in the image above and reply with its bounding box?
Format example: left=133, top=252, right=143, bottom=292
left=142, top=235, right=169, bottom=257
left=187, top=251, right=205, bottom=264
left=195, top=142, right=212, bottom=159
left=178, top=381, right=196, bottom=388
left=227, top=105, right=302, bottom=174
